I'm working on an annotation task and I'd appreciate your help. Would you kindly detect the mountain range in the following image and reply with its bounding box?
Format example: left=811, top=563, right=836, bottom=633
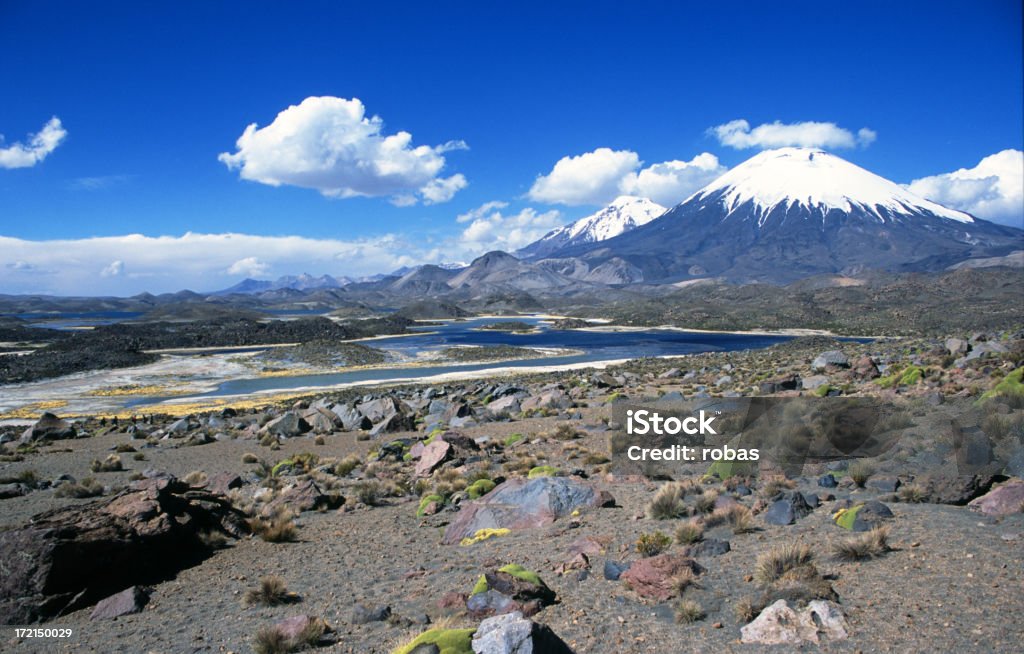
left=518, top=147, right=1022, bottom=284
left=191, top=147, right=1023, bottom=300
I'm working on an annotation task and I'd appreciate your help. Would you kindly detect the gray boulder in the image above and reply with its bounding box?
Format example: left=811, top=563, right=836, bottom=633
left=472, top=611, right=575, bottom=654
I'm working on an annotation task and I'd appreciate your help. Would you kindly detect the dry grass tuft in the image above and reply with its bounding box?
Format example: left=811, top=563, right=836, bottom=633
left=847, top=460, right=874, bottom=487
left=754, top=543, right=814, bottom=587
left=89, top=454, right=123, bottom=473
left=674, top=599, right=705, bottom=624
left=242, top=575, right=300, bottom=607
left=832, top=526, right=890, bottom=561
left=647, top=482, right=688, bottom=520
left=675, top=519, right=704, bottom=544
left=635, top=531, right=672, bottom=557
left=54, top=477, right=104, bottom=498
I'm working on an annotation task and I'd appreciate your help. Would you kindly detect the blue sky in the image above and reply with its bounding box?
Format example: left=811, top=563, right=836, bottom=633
left=1, top=0, right=1022, bottom=295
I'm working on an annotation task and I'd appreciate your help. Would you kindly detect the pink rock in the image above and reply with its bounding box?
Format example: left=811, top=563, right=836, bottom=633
left=415, top=440, right=452, bottom=477
left=620, top=554, right=700, bottom=601
left=968, top=479, right=1024, bottom=516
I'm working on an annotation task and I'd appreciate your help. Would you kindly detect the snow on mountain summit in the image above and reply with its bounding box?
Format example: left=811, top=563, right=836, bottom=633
left=518, top=195, right=666, bottom=258
left=691, top=147, right=974, bottom=224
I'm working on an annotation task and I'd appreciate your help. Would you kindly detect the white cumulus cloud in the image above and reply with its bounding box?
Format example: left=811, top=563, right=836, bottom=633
left=0, top=117, right=67, bottom=169
left=906, top=149, right=1024, bottom=227
left=226, top=257, right=269, bottom=277
left=456, top=203, right=563, bottom=253
left=528, top=149, right=725, bottom=206
left=710, top=119, right=876, bottom=150
left=218, top=96, right=467, bottom=205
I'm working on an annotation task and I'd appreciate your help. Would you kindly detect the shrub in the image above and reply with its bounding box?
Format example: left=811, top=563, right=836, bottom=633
left=898, top=484, right=926, bottom=503
left=754, top=543, right=814, bottom=587
left=242, top=575, right=299, bottom=607
left=674, top=599, right=705, bottom=624
left=647, top=482, right=688, bottom=520
left=832, top=527, right=890, bottom=561
left=89, top=454, right=123, bottom=473
left=847, top=461, right=874, bottom=487
left=354, top=481, right=381, bottom=506
left=675, top=519, right=704, bottom=544
left=54, top=477, right=104, bottom=498
left=636, top=531, right=672, bottom=557
left=333, top=454, right=361, bottom=477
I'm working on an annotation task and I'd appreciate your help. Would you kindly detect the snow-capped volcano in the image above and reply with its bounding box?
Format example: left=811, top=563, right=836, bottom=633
left=540, top=148, right=1021, bottom=283
left=517, top=195, right=666, bottom=258
left=690, top=147, right=974, bottom=224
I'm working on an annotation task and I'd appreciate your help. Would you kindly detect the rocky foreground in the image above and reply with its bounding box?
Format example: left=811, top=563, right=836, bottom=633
left=0, top=332, right=1022, bottom=653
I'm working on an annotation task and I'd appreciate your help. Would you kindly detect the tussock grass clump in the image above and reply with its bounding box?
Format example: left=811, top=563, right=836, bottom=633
left=647, top=482, right=688, bottom=520
left=636, top=531, right=672, bottom=557
left=54, top=477, right=104, bottom=498
left=760, top=477, right=796, bottom=498
left=198, top=529, right=229, bottom=549
left=552, top=423, right=582, bottom=440
left=114, top=443, right=137, bottom=453
left=242, top=453, right=260, bottom=464
left=89, top=454, right=123, bottom=473
left=848, top=460, right=874, bottom=487
left=354, top=481, right=381, bottom=506
left=832, top=526, right=890, bottom=561
left=898, top=483, right=926, bottom=503
left=694, top=490, right=719, bottom=514
left=313, top=435, right=325, bottom=446
left=132, top=452, right=147, bottom=461
left=583, top=452, right=610, bottom=465
left=184, top=470, right=207, bottom=486
left=333, top=454, right=361, bottom=477
left=674, top=599, right=705, bottom=624
left=754, top=543, right=814, bottom=587
left=252, top=617, right=326, bottom=654
left=250, top=510, right=299, bottom=543
left=675, top=519, right=704, bottom=544
left=728, top=505, right=756, bottom=534
left=242, top=575, right=299, bottom=607
left=671, top=566, right=699, bottom=595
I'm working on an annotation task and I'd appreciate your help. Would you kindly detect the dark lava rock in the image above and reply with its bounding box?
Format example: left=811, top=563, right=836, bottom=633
left=351, top=604, right=391, bottom=624
left=689, top=538, right=731, bottom=557
left=764, top=492, right=814, bottom=526
left=0, top=475, right=248, bottom=624
left=818, top=474, right=838, bottom=488
left=603, top=560, right=632, bottom=581
left=467, top=568, right=557, bottom=619
left=919, top=472, right=1001, bottom=505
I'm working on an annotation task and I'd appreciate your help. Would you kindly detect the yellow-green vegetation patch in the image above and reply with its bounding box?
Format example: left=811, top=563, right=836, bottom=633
left=392, top=627, right=476, bottom=654
left=813, top=384, right=833, bottom=397
left=471, top=564, right=546, bottom=596
left=833, top=504, right=864, bottom=530
left=459, top=527, right=510, bottom=546
left=982, top=367, right=1024, bottom=401
left=423, top=428, right=444, bottom=446
left=503, top=433, right=524, bottom=446
left=0, top=400, right=67, bottom=420
left=705, top=459, right=754, bottom=480
left=416, top=494, right=444, bottom=517
left=85, top=384, right=186, bottom=397
left=876, top=365, right=924, bottom=389
left=527, top=465, right=558, bottom=479
left=467, top=478, right=495, bottom=499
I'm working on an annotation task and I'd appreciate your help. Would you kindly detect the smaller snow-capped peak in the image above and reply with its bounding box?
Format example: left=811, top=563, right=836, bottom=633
left=562, top=195, right=668, bottom=242
left=690, top=147, right=974, bottom=224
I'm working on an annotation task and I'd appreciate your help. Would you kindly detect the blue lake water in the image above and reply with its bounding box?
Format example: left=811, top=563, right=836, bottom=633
left=128, top=317, right=815, bottom=405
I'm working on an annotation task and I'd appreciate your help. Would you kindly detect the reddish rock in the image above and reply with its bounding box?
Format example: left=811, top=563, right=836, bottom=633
left=0, top=476, right=248, bottom=624
left=968, top=479, right=1024, bottom=516
left=620, top=553, right=701, bottom=601
left=206, top=472, right=243, bottom=496
left=415, top=440, right=452, bottom=477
